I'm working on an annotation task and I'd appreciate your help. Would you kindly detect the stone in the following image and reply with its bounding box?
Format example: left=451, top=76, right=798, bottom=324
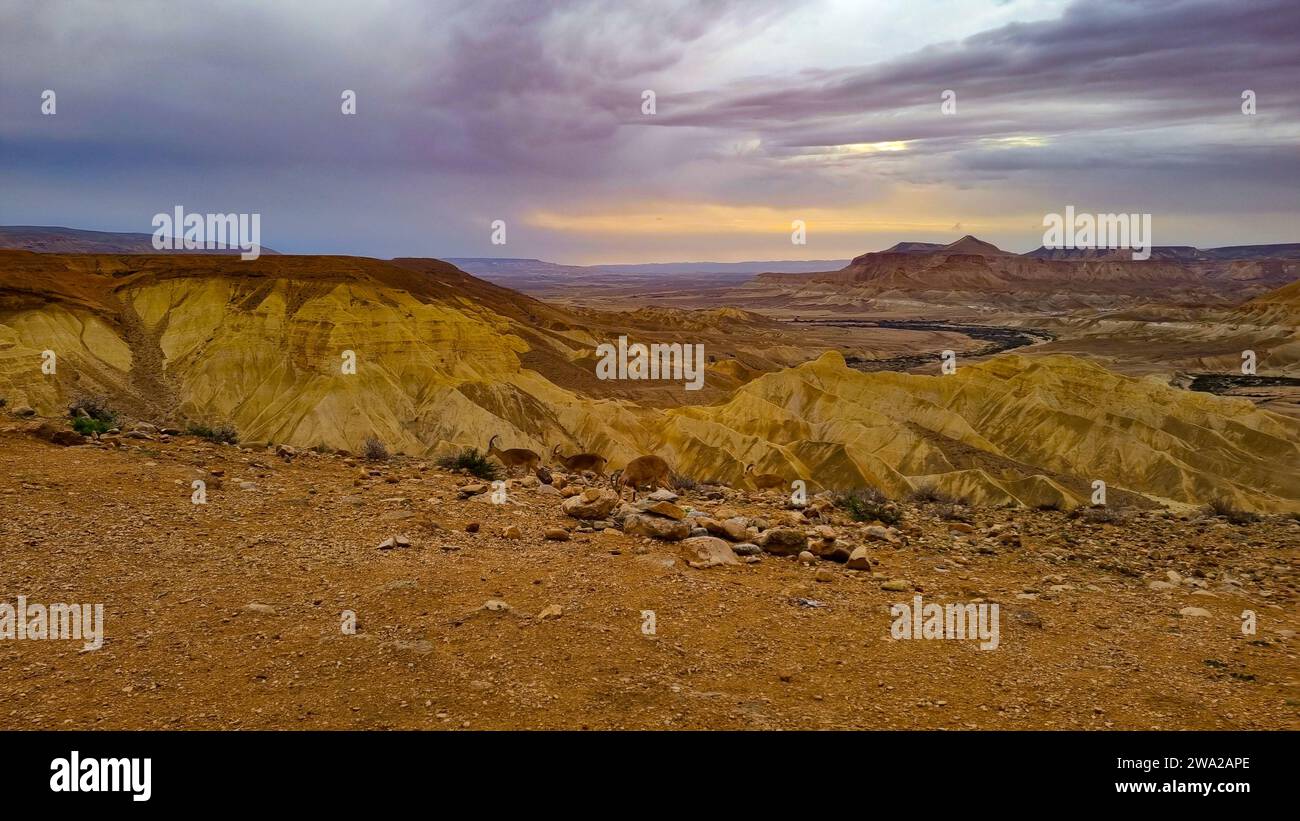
left=623, top=513, right=691, bottom=541
left=636, top=499, right=686, bottom=520
left=480, top=599, right=512, bottom=613
left=815, top=568, right=834, bottom=583
left=864, top=525, right=899, bottom=544
left=881, top=579, right=913, bottom=592
left=562, top=488, right=619, bottom=520
left=703, top=516, right=751, bottom=542
left=543, top=527, right=570, bottom=541
left=377, top=537, right=396, bottom=550
left=31, top=422, right=83, bottom=446
left=538, top=604, right=563, bottom=620
left=647, top=488, right=679, bottom=502
left=846, top=546, right=873, bottom=570
left=1148, top=580, right=1176, bottom=591
left=244, top=602, right=276, bottom=615
left=798, top=550, right=817, bottom=564
left=678, top=536, right=740, bottom=569
left=756, top=527, right=807, bottom=556
left=1012, top=609, right=1044, bottom=628
left=503, top=525, right=523, bottom=540
left=731, top=542, right=761, bottom=556
left=465, top=521, right=480, bottom=533
left=394, top=534, right=411, bottom=548
left=1179, top=606, right=1212, bottom=618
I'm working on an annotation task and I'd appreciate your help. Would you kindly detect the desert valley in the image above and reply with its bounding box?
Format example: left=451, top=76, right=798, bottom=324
left=3, top=0, right=1299, bottom=758
left=0, top=227, right=1297, bottom=731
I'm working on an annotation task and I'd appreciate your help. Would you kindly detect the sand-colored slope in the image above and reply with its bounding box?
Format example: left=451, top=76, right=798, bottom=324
left=662, top=352, right=1300, bottom=513
left=2, top=252, right=1296, bottom=512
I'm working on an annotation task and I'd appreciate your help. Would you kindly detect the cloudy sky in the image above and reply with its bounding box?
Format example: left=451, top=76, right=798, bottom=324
left=1, top=0, right=1297, bottom=263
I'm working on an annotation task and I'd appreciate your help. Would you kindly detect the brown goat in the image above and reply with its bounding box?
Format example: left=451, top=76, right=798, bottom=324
left=612, top=454, right=672, bottom=501
left=552, top=445, right=607, bottom=478
left=746, top=463, right=787, bottom=491
left=487, top=434, right=540, bottom=476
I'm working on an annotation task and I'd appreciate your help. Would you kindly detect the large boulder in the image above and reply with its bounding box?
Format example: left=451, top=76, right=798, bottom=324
left=32, top=422, right=84, bottom=446
left=756, top=527, right=808, bottom=556
left=678, top=537, right=740, bottom=569
left=623, top=513, right=691, bottom=541
left=846, top=546, right=873, bottom=570
left=635, top=499, right=686, bottom=520
left=562, top=488, right=619, bottom=520
left=704, top=516, right=753, bottom=542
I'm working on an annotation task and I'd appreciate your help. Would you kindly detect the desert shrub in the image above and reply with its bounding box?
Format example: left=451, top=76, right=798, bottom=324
left=1073, top=506, right=1125, bottom=525
left=935, top=502, right=971, bottom=522
left=907, top=482, right=959, bottom=505
left=187, top=423, right=239, bottom=445
left=836, top=487, right=901, bottom=525
left=671, top=472, right=698, bottom=492
left=67, top=395, right=117, bottom=428
left=362, top=436, right=390, bottom=462
left=436, top=447, right=499, bottom=480
left=71, top=416, right=111, bottom=436
left=1205, top=497, right=1258, bottom=525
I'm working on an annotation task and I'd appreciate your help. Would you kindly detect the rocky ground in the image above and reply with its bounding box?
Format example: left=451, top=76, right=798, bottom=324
left=1, top=419, right=1297, bottom=730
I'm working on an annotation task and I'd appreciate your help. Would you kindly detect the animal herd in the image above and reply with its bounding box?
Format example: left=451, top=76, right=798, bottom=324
left=484, top=435, right=788, bottom=500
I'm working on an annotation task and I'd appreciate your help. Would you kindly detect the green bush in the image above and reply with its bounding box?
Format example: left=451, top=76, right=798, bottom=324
left=836, top=487, right=901, bottom=525
left=71, top=416, right=112, bottom=436
left=68, top=395, right=117, bottom=427
left=187, top=423, right=239, bottom=445
left=436, top=447, right=499, bottom=480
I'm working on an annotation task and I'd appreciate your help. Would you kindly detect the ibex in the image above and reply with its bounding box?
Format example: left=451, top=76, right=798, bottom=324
left=746, top=463, right=787, bottom=491
left=552, top=445, right=607, bottom=478
left=612, top=454, right=672, bottom=501
left=487, top=434, right=541, bottom=477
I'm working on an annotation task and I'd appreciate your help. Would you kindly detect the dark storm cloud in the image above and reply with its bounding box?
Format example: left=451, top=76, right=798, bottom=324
left=0, top=0, right=1296, bottom=257
left=647, top=0, right=1300, bottom=161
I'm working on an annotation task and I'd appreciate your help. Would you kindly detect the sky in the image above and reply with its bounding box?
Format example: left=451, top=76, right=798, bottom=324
left=1, top=0, right=1297, bottom=264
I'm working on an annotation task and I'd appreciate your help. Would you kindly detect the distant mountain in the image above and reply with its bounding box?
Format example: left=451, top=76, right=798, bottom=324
left=749, top=234, right=1300, bottom=306
left=881, top=241, right=947, bottom=253
left=941, top=235, right=1013, bottom=256
left=0, top=226, right=279, bottom=255
left=1026, top=243, right=1300, bottom=261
